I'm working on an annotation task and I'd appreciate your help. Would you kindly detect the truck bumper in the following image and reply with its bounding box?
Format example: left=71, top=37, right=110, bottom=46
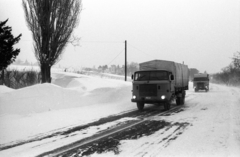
left=194, top=81, right=209, bottom=90
left=131, top=98, right=168, bottom=104
left=196, top=86, right=208, bottom=90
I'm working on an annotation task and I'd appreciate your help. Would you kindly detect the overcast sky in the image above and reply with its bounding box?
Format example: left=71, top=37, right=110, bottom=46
left=0, top=0, right=239, bottom=73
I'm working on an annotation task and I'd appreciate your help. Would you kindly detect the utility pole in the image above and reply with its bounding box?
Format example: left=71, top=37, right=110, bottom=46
left=125, top=40, right=127, bottom=81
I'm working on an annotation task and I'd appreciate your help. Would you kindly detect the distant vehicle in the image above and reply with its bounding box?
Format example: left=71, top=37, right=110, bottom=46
left=131, top=60, right=189, bottom=111
left=193, top=73, right=209, bottom=92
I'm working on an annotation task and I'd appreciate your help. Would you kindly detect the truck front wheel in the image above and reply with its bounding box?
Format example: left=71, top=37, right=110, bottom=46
left=164, top=101, right=171, bottom=110
left=137, top=102, right=144, bottom=111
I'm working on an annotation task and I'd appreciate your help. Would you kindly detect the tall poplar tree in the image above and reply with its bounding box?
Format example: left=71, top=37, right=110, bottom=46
left=22, top=0, right=82, bottom=83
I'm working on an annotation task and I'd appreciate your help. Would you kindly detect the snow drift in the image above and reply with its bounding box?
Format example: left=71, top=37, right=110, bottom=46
left=0, top=72, right=133, bottom=145
left=1, top=71, right=240, bottom=157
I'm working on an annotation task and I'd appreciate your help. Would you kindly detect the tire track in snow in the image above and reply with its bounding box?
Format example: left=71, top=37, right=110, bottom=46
left=43, top=105, right=189, bottom=157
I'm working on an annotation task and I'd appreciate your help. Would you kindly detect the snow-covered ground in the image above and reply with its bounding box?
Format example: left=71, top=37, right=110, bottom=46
left=0, top=72, right=132, bottom=142
left=110, top=84, right=240, bottom=157
left=0, top=71, right=240, bottom=157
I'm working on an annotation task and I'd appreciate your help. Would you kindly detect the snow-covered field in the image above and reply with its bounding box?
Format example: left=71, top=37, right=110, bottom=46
left=0, top=71, right=240, bottom=157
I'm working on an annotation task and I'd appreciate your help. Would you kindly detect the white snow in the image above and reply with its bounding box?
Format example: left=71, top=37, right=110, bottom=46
left=0, top=85, right=15, bottom=94
left=0, top=71, right=240, bottom=157
left=115, top=85, right=240, bottom=157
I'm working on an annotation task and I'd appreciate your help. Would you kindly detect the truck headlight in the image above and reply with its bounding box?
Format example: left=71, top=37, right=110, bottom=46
left=132, top=95, right=136, bottom=99
left=161, top=95, right=166, bottom=100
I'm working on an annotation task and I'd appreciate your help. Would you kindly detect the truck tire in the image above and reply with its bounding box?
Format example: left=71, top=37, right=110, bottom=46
left=137, top=102, right=144, bottom=111
left=181, top=96, right=185, bottom=105
left=176, top=97, right=181, bottom=105
left=176, top=97, right=184, bottom=105
left=164, top=101, right=171, bottom=110
left=206, top=88, right=209, bottom=92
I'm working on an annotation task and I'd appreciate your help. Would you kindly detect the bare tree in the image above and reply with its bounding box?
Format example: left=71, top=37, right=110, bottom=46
left=22, top=0, right=82, bottom=83
left=232, top=51, right=240, bottom=70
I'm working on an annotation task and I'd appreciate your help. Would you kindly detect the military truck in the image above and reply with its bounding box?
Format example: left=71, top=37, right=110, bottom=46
left=193, top=73, right=209, bottom=92
left=131, top=60, right=189, bottom=111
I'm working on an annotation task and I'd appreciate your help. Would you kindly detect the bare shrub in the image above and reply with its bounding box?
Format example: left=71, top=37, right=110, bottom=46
left=3, top=69, right=41, bottom=89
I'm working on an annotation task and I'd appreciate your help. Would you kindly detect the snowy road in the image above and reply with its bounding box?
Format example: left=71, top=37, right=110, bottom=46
left=1, top=72, right=240, bottom=157
left=133, top=83, right=240, bottom=157
left=48, top=83, right=240, bottom=157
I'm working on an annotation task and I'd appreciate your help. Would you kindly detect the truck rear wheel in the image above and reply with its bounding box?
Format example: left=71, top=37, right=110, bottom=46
left=176, top=96, right=185, bottom=105
left=176, top=97, right=181, bottom=105
left=137, top=102, right=144, bottom=111
left=181, top=96, right=185, bottom=105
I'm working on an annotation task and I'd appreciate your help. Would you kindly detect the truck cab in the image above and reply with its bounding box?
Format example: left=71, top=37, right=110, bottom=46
left=193, top=73, right=209, bottom=92
left=131, top=70, right=178, bottom=111
left=131, top=60, right=189, bottom=111
left=132, top=70, right=174, bottom=102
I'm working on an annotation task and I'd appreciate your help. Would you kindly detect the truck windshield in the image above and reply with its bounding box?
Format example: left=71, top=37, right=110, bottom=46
left=134, top=71, right=169, bottom=81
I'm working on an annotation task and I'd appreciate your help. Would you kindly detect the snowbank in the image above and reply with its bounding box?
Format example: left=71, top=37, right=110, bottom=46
left=1, top=71, right=240, bottom=157
left=0, top=71, right=133, bottom=145
left=0, top=85, right=15, bottom=94
left=0, top=72, right=130, bottom=116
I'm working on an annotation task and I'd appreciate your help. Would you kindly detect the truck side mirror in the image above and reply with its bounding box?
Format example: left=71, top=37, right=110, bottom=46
left=170, top=74, right=174, bottom=81
left=131, top=74, right=133, bottom=80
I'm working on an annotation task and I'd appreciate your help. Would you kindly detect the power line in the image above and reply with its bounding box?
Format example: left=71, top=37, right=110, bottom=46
left=107, top=49, right=125, bottom=65
left=128, top=42, right=156, bottom=59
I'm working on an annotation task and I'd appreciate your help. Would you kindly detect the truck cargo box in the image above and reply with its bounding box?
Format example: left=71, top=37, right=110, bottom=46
left=193, top=73, right=209, bottom=79
left=139, top=60, right=189, bottom=89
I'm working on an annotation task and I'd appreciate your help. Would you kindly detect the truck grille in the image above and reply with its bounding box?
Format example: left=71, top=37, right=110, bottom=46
left=139, top=84, right=157, bottom=97
left=197, top=82, right=204, bottom=88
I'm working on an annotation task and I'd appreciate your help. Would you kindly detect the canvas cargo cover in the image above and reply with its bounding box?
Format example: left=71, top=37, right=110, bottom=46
left=139, top=60, right=189, bottom=88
